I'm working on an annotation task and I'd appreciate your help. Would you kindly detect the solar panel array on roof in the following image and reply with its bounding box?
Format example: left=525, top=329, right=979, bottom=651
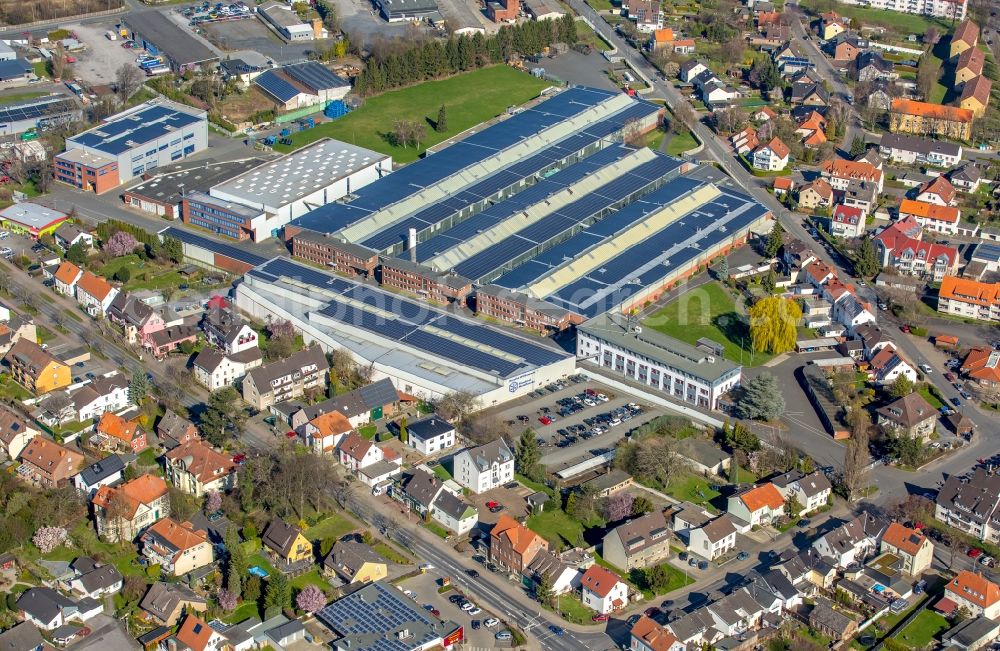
left=449, top=153, right=683, bottom=282
left=246, top=257, right=568, bottom=378
left=0, top=95, right=78, bottom=124
left=316, top=581, right=445, bottom=651
left=541, top=185, right=769, bottom=317
left=283, top=61, right=348, bottom=91
left=288, top=87, right=656, bottom=235
left=72, top=103, right=202, bottom=156
left=255, top=69, right=301, bottom=104
left=161, top=227, right=268, bottom=267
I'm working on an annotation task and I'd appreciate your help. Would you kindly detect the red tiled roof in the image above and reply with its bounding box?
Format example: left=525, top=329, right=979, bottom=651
left=952, top=19, right=979, bottom=49
left=940, top=276, right=1000, bottom=308
left=76, top=271, right=115, bottom=301
left=891, top=99, right=974, bottom=123
left=820, top=158, right=883, bottom=184
left=492, top=514, right=545, bottom=556
left=882, top=522, right=928, bottom=556
left=961, top=75, right=993, bottom=107
left=947, top=571, right=1000, bottom=609
left=739, top=483, right=785, bottom=512
left=961, top=346, right=1000, bottom=383
left=957, top=47, right=986, bottom=77
left=54, top=261, right=81, bottom=286
left=632, top=615, right=679, bottom=651
left=917, top=176, right=956, bottom=205
left=581, top=565, right=623, bottom=598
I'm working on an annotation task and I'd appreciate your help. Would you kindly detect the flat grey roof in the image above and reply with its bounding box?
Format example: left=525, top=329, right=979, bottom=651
left=579, top=311, right=740, bottom=385
left=0, top=202, right=67, bottom=228
left=126, top=158, right=266, bottom=206
left=124, top=11, right=218, bottom=66
left=211, top=138, right=388, bottom=209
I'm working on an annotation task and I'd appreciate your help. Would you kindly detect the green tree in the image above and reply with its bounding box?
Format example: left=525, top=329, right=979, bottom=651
left=264, top=572, right=291, bottom=611
left=66, top=242, right=87, bottom=265
left=854, top=236, right=881, bottom=279
left=128, top=373, right=150, bottom=406
left=725, top=421, right=762, bottom=451
left=535, top=571, right=553, bottom=606
left=717, top=256, right=729, bottom=280
left=850, top=137, right=867, bottom=159
left=113, top=267, right=131, bottom=283
left=749, top=296, right=801, bottom=354
left=515, top=428, right=542, bottom=481
left=436, top=104, right=448, bottom=133
left=244, top=574, right=262, bottom=605
left=398, top=416, right=408, bottom=444
left=224, top=525, right=247, bottom=597
left=762, top=269, right=777, bottom=294
left=644, top=564, right=675, bottom=593
left=750, top=54, right=781, bottom=92
left=162, top=237, right=183, bottom=264
left=200, top=386, right=247, bottom=447
left=734, top=374, right=785, bottom=421
left=631, top=495, right=654, bottom=516
left=889, top=374, right=915, bottom=398
left=764, top=222, right=784, bottom=257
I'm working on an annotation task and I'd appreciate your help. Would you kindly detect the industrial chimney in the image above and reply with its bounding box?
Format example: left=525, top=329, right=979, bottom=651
left=408, top=228, right=417, bottom=262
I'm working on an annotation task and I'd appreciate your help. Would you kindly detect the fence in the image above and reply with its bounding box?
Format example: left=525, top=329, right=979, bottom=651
left=275, top=101, right=329, bottom=124
left=2, top=5, right=126, bottom=30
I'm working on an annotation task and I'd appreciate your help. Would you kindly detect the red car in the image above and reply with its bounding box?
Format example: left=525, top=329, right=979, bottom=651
left=431, top=608, right=441, bottom=617
left=644, top=607, right=661, bottom=618
left=285, top=431, right=297, bottom=439
left=232, top=453, right=247, bottom=465
left=538, top=416, right=552, bottom=425
left=486, top=501, right=500, bottom=510
left=592, top=614, right=609, bottom=622
left=969, top=548, right=983, bottom=558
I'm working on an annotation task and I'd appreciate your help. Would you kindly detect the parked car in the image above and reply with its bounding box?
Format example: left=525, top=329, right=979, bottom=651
left=968, top=547, right=983, bottom=558
left=495, top=631, right=513, bottom=641
left=737, top=551, right=749, bottom=561
left=484, top=618, right=500, bottom=628
left=592, top=614, right=609, bottom=622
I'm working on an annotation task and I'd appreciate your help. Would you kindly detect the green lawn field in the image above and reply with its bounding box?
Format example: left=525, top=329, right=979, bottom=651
left=666, top=130, right=698, bottom=155
left=274, top=67, right=552, bottom=163
left=642, top=281, right=774, bottom=366
left=895, top=610, right=949, bottom=648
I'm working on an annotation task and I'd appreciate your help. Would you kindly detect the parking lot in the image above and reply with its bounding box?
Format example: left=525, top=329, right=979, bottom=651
left=395, top=571, right=509, bottom=647
left=328, top=0, right=430, bottom=49
left=69, top=22, right=146, bottom=86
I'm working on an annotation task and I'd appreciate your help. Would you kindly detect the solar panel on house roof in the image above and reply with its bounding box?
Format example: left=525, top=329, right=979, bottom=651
left=255, top=69, right=300, bottom=103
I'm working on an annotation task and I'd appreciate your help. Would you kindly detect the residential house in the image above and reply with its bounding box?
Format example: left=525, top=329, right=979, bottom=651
left=201, top=308, right=259, bottom=355
left=704, top=588, right=767, bottom=637
left=819, top=158, right=884, bottom=193
left=840, top=179, right=879, bottom=216
left=773, top=177, right=795, bottom=197
left=241, top=345, right=328, bottom=410
left=431, top=489, right=479, bottom=535
left=876, top=392, right=937, bottom=441
left=752, top=137, right=790, bottom=172
left=284, top=378, right=401, bottom=431
left=404, top=415, right=456, bottom=456
left=899, top=199, right=960, bottom=235
left=396, top=468, right=445, bottom=517
left=141, top=518, right=213, bottom=577
left=776, top=548, right=837, bottom=591
left=797, top=179, right=834, bottom=211
left=916, top=176, right=957, bottom=206
left=746, top=568, right=802, bottom=611
left=0, top=623, right=46, bottom=650
left=631, top=616, right=684, bottom=651
left=731, top=127, right=759, bottom=156
left=323, top=539, right=388, bottom=584
left=490, top=513, right=548, bottom=574
left=935, top=467, right=1000, bottom=542
left=602, top=511, right=672, bottom=571
left=192, top=347, right=263, bottom=391
left=166, top=614, right=228, bottom=651
left=956, top=47, right=986, bottom=86
left=820, top=11, right=848, bottom=39
left=855, top=51, right=895, bottom=82
left=809, top=601, right=858, bottom=642
left=157, top=409, right=199, bottom=450
left=833, top=293, right=877, bottom=332
left=623, top=0, right=662, bottom=32
left=17, top=588, right=80, bottom=631
left=18, top=437, right=84, bottom=488
left=666, top=609, right=721, bottom=647
left=830, top=204, right=865, bottom=238
left=71, top=372, right=130, bottom=422
left=962, top=347, right=1000, bottom=389
left=937, top=276, right=1000, bottom=321
left=771, top=470, right=832, bottom=515
left=880, top=522, right=933, bottom=576
left=868, top=344, right=918, bottom=386
left=942, top=617, right=1000, bottom=651
left=145, top=324, right=198, bottom=359
left=889, top=99, right=974, bottom=141
left=679, top=60, right=708, bottom=83
left=752, top=107, right=777, bottom=122
left=878, top=133, right=963, bottom=167
left=164, top=439, right=236, bottom=497
left=945, top=571, right=1000, bottom=619
left=951, top=18, right=979, bottom=59
left=92, top=473, right=170, bottom=542
left=580, top=565, right=629, bottom=614
left=688, top=515, right=737, bottom=560
left=524, top=550, right=583, bottom=597
left=74, top=271, right=118, bottom=317
left=831, top=33, right=868, bottom=62
left=875, top=217, right=959, bottom=281
left=53, top=261, right=83, bottom=297
left=795, top=111, right=828, bottom=148
left=950, top=163, right=982, bottom=192
left=68, top=558, right=123, bottom=599
left=338, top=431, right=385, bottom=472
left=727, top=483, right=785, bottom=532
left=0, top=404, right=37, bottom=461
left=95, top=411, right=147, bottom=453
left=72, top=454, right=124, bottom=496
left=454, top=438, right=515, bottom=493
left=960, top=75, right=992, bottom=118
left=139, top=582, right=208, bottom=626
left=812, top=512, right=887, bottom=567
left=106, top=293, right=165, bottom=348
left=303, top=410, right=353, bottom=455
left=0, top=313, right=36, bottom=358
left=261, top=517, right=313, bottom=569
left=4, top=338, right=71, bottom=394
left=790, top=75, right=830, bottom=107
left=53, top=223, right=94, bottom=250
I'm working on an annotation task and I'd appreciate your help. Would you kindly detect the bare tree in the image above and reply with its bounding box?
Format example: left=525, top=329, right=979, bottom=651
left=115, top=64, right=144, bottom=103
left=841, top=407, right=872, bottom=501
left=672, top=103, right=697, bottom=132
left=51, top=43, right=68, bottom=80
left=435, top=390, right=478, bottom=425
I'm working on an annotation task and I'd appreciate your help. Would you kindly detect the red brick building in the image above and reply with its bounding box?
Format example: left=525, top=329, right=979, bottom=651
left=474, top=285, right=579, bottom=333
left=378, top=257, right=472, bottom=306
left=289, top=230, right=379, bottom=277
left=54, top=149, right=120, bottom=194
left=488, top=0, right=519, bottom=21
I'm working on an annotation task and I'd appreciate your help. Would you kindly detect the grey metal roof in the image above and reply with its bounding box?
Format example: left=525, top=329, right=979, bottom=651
left=406, top=415, right=454, bottom=442
left=75, top=454, right=125, bottom=487
left=124, top=11, right=218, bottom=66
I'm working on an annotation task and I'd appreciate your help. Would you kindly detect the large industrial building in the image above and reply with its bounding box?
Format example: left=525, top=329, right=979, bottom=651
left=254, top=61, right=350, bottom=110
left=235, top=257, right=576, bottom=406
left=122, top=158, right=265, bottom=219
left=122, top=11, right=219, bottom=73
left=0, top=94, right=81, bottom=137
left=205, top=138, right=390, bottom=241
left=55, top=100, right=208, bottom=192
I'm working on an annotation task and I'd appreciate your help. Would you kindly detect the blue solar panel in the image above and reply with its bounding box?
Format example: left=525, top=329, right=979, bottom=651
left=429, top=314, right=566, bottom=365
left=162, top=227, right=267, bottom=267
left=283, top=61, right=347, bottom=92
left=255, top=69, right=300, bottom=103
left=73, top=104, right=201, bottom=155
left=402, top=329, right=522, bottom=377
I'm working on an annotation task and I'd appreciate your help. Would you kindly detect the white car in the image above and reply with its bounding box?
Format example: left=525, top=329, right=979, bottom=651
left=461, top=602, right=476, bottom=612
left=419, top=563, right=434, bottom=571
left=919, top=364, right=933, bottom=374
left=484, top=618, right=500, bottom=628
left=0, top=247, right=11, bottom=256
left=0, top=230, right=9, bottom=239
left=468, top=607, right=482, bottom=616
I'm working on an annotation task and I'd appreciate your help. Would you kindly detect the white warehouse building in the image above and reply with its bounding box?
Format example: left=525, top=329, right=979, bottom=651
left=235, top=257, right=576, bottom=405
left=208, top=138, right=391, bottom=241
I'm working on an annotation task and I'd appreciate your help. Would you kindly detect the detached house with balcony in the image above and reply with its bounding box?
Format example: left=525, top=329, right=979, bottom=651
left=202, top=308, right=259, bottom=355
left=140, top=518, right=213, bottom=577
left=4, top=338, right=71, bottom=395
left=262, top=517, right=313, bottom=573
left=945, top=571, right=1000, bottom=619
left=192, top=347, right=263, bottom=391
left=454, top=438, right=515, bottom=493
left=164, top=439, right=236, bottom=497
left=935, top=467, right=1000, bottom=543
left=74, top=271, right=118, bottom=317
left=106, top=293, right=166, bottom=348
left=95, top=411, right=147, bottom=453
left=92, top=473, right=170, bottom=542
left=241, top=345, right=328, bottom=410
left=727, top=483, right=785, bottom=532
left=771, top=470, right=832, bottom=515
left=602, top=511, right=672, bottom=571
left=18, top=437, right=84, bottom=488
left=875, top=217, right=959, bottom=281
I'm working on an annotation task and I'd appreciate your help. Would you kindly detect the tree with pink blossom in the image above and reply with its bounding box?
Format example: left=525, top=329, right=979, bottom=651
left=602, top=491, right=634, bottom=523
left=103, top=230, right=140, bottom=257
left=33, top=526, right=68, bottom=554
left=205, top=491, right=223, bottom=514
left=217, top=588, right=238, bottom=612
left=295, top=584, right=326, bottom=613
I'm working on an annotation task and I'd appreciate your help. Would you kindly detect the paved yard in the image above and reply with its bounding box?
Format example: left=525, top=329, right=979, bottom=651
left=470, top=485, right=531, bottom=526
left=70, top=22, right=143, bottom=86
left=396, top=571, right=501, bottom=648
